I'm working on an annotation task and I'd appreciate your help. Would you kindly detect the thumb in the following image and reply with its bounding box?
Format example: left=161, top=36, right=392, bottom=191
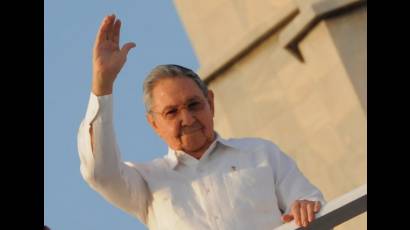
left=281, top=214, right=294, bottom=223
left=120, top=42, right=136, bottom=57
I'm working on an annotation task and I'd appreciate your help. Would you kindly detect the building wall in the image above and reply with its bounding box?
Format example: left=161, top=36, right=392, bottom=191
left=173, top=0, right=293, bottom=66
left=174, top=1, right=367, bottom=229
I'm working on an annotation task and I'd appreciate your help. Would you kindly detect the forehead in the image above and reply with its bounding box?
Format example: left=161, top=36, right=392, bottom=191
left=151, top=77, right=204, bottom=109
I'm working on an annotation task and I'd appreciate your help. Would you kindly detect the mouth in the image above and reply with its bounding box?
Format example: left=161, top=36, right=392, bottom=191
left=180, top=122, right=203, bottom=136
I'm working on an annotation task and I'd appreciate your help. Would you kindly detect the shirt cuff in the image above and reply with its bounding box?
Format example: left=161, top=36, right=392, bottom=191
left=84, top=92, right=113, bottom=124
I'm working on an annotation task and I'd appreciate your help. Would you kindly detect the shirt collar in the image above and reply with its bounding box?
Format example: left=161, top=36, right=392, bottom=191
left=164, top=132, right=236, bottom=169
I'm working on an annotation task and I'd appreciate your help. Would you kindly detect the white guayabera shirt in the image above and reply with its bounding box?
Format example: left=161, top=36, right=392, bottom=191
left=77, top=93, right=325, bottom=230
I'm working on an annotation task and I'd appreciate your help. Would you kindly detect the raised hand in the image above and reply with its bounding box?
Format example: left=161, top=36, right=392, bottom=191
left=92, top=14, right=136, bottom=96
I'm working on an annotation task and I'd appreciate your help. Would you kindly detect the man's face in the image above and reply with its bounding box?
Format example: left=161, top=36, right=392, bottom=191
left=147, top=77, right=215, bottom=156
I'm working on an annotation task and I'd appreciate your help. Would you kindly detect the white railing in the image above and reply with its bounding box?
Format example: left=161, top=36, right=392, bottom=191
left=274, top=184, right=367, bottom=230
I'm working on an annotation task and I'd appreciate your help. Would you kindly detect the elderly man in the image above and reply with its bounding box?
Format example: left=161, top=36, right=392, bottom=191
left=78, top=15, right=325, bottom=230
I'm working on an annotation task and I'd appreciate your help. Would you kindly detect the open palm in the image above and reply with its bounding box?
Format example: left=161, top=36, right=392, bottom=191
left=92, top=15, right=135, bottom=95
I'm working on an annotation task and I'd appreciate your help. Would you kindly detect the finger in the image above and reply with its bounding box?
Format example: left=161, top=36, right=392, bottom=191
left=307, top=202, right=315, bottom=223
left=107, top=14, right=116, bottom=41
left=292, top=202, right=302, bottom=227
left=314, top=201, right=321, bottom=213
left=113, top=19, right=121, bottom=47
left=300, top=202, right=308, bottom=227
left=120, top=42, right=136, bottom=58
left=281, top=214, right=294, bottom=223
left=95, top=16, right=112, bottom=45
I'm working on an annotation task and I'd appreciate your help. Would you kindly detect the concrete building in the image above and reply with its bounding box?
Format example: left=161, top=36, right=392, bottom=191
left=173, top=0, right=367, bottom=229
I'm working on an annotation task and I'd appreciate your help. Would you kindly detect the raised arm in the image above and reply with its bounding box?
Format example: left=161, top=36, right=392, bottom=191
left=77, top=15, right=150, bottom=225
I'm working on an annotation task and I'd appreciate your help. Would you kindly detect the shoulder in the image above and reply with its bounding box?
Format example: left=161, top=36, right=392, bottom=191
left=122, top=156, right=170, bottom=176
left=221, top=136, right=281, bottom=153
left=220, top=136, right=293, bottom=164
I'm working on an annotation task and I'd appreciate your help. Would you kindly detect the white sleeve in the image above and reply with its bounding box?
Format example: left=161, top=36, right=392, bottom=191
left=77, top=92, right=151, bottom=224
left=270, top=144, right=325, bottom=215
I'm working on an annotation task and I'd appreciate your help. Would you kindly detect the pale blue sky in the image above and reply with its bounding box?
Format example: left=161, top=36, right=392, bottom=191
left=44, top=1, right=198, bottom=229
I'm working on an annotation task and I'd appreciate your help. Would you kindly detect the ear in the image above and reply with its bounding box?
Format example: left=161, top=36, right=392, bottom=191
left=146, top=113, right=159, bottom=133
left=207, top=90, right=215, bottom=116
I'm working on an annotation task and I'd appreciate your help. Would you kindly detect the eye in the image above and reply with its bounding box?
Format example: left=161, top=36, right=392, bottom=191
left=163, top=108, right=178, bottom=119
left=188, top=101, right=202, bottom=111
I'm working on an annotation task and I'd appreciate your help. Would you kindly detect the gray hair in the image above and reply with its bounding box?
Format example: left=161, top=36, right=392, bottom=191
left=143, top=64, right=209, bottom=112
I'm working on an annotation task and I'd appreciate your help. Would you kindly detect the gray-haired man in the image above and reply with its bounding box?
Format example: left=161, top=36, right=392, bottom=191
left=78, top=14, right=324, bottom=230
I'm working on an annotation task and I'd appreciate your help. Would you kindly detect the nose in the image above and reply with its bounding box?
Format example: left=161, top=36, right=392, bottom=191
left=179, top=108, right=195, bottom=126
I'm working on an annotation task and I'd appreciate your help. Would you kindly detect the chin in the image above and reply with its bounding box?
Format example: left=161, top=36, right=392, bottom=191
left=182, top=138, right=207, bottom=152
